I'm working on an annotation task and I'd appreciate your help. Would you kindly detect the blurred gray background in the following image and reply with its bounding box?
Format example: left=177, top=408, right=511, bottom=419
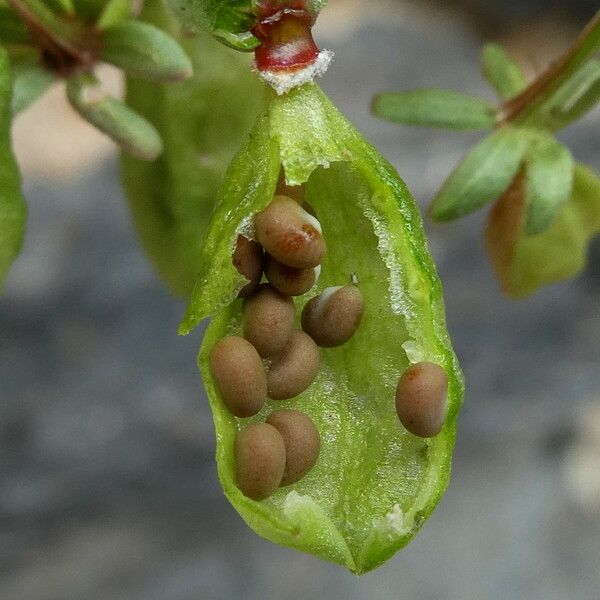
left=1, top=1, right=600, bottom=598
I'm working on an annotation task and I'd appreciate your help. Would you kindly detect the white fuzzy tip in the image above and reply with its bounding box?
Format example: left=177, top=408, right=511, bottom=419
left=255, top=49, right=334, bottom=95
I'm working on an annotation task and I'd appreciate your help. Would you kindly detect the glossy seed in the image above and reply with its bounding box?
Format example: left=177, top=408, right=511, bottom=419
left=233, top=235, right=264, bottom=297
left=267, top=409, right=320, bottom=485
left=395, top=362, right=448, bottom=438
left=254, top=195, right=326, bottom=269
left=264, top=254, right=319, bottom=296
left=235, top=423, right=286, bottom=500
left=301, top=285, right=364, bottom=347
left=209, top=336, right=267, bottom=418
left=267, top=330, right=320, bottom=400
left=243, top=284, right=295, bottom=357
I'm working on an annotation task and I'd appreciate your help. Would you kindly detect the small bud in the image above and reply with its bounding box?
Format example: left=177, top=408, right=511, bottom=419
left=301, top=285, right=364, bottom=347
left=66, top=73, right=163, bottom=160
left=267, top=409, right=320, bottom=485
left=267, top=330, right=320, bottom=400
left=235, top=423, right=286, bottom=500
left=395, top=362, right=448, bottom=438
left=243, top=284, right=295, bottom=357
left=100, top=20, right=193, bottom=82
left=210, top=336, right=267, bottom=418
left=233, top=235, right=264, bottom=297
left=254, top=195, right=326, bottom=269
left=264, top=254, right=318, bottom=296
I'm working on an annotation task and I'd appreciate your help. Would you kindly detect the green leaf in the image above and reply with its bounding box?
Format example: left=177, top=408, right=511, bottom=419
left=66, top=73, right=163, bottom=160
left=166, top=0, right=259, bottom=50
left=96, top=0, right=131, bottom=29
left=487, top=163, right=600, bottom=297
left=429, top=126, right=531, bottom=222
left=100, top=20, right=193, bottom=82
left=372, top=89, right=497, bottom=130
left=0, top=45, right=27, bottom=288
left=182, top=83, right=464, bottom=574
left=0, top=7, right=31, bottom=45
left=11, top=57, right=54, bottom=114
left=481, top=43, right=527, bottom=99
left=525, top=132, right=573, bottom=235
left=120, top=0, right=262, bottom=297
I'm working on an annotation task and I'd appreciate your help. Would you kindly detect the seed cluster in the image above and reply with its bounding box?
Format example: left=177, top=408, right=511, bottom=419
left=211, top=183, right=450, bottom=500
left=210, top=187, right=364, bottom=500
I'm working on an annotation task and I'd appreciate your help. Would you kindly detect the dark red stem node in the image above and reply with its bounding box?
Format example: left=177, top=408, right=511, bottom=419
left=253, top=1, right=320, bottom=72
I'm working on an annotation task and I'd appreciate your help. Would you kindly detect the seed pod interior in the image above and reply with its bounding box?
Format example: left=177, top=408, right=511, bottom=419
left=187, top=84, right=463, bottom=574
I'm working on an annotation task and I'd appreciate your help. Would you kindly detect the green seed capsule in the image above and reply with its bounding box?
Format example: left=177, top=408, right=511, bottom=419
left=243, top=284, right=296, bottom=357
left=267, top=409, right=321, bottom=486
left=267, top=331, right=320, bottom=400
left=235, top=423, right=286, bottom=500
left=210, top=336, right=267, bottom=418
left=254, top=195, right=326, bottom=269
left=233, top=235, right=264, bottom=297
left=301, top=285, right=364, bottom=347
left=264, top=254, right=319, bottom=296
left=395, top=362, right=448, bottom=438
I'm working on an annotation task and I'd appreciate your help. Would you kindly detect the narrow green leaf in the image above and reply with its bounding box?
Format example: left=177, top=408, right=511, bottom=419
left=487, top=163, right=600, bottom=297
left=96, top=0, right=131, bottom=29
left=66, top=73, right=163, bottom=160
left=525, top=133, right=573, bottom=235
left=120, top=0, right=262, bottom=297
left=45, top=0, right=75, bottom=13
left=100, top=20, right=193, bottom=82
left=429, top=126, right=531, bottom=222
left=11, top=59, right=54, bottom=114
left=481, top=43, right=527, bottom=99
left=373, top=89, right=497, bottom=130
left=0, top=45, right=27, bottom=288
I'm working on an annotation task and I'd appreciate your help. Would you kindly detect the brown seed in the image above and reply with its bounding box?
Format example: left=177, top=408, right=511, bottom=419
left=267, top=409, right=320, bottom=485
left=232, top=235, right=263, bottom=297
left=243, top=284, right=295, bottom=357
left=235, top=423, right=286, bottom=500
left=209, top=336, right=267, bottom=418
left=254, top=195, right=326, bottom=269
left=264, top=254, right=319, bottom=296
left=395, top=362, right=448, bottom=438
left=276, top=171, right=304, bottom=204
left=267, top=330, right=320, bottom=400
left=301, top=285, right=364, bottom=347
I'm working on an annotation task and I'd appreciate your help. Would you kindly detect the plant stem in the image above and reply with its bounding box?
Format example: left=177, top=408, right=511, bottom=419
left=499, top=10, right=600, bottom=123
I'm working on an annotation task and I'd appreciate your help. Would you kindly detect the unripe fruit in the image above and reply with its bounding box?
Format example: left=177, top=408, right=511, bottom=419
left=235, top=423, right=286, bottom=500
left=267, top=409, right=320, bottom=485
left=243, top=284, right=296, bottom=357
left=254, top=195, right=326, bottom=269
left=395, top=362, right=448, bottom=438
left=301, top=285, right=364, bottom=347
left=267, top=331, right=321, bottom=400
left=233, top=235, right=264, bottom=297
left=210, top=336, right=267, bottom=418
left=264, top=255, right=319, bottom=296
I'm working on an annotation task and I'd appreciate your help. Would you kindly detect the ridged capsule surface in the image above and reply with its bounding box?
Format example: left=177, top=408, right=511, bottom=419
left=301, top=285, right=364, bottom=347
left=395, top=362, right=448, bottom=438
left=254, top=195, right=326, bottom=269
left=235, top=423, right=286, bottom=500
left=264, top=255, right=318, bottom=296
left=267, top=331, right=321, bottom=400
left=267, top=409, right=321, bottom=485
left=243, top=284, right=296, bottom=357
left=210, top=336, right=267, bottom=418
left=232, top=235, right=264, bottom=297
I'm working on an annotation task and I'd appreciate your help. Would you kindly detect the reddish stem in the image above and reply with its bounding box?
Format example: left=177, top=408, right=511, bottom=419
left=253, top=2, right=320, bottom=72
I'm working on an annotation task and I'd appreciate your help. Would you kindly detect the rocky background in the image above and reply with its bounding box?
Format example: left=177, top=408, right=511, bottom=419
left=1, top=1, right=599, bottom=598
